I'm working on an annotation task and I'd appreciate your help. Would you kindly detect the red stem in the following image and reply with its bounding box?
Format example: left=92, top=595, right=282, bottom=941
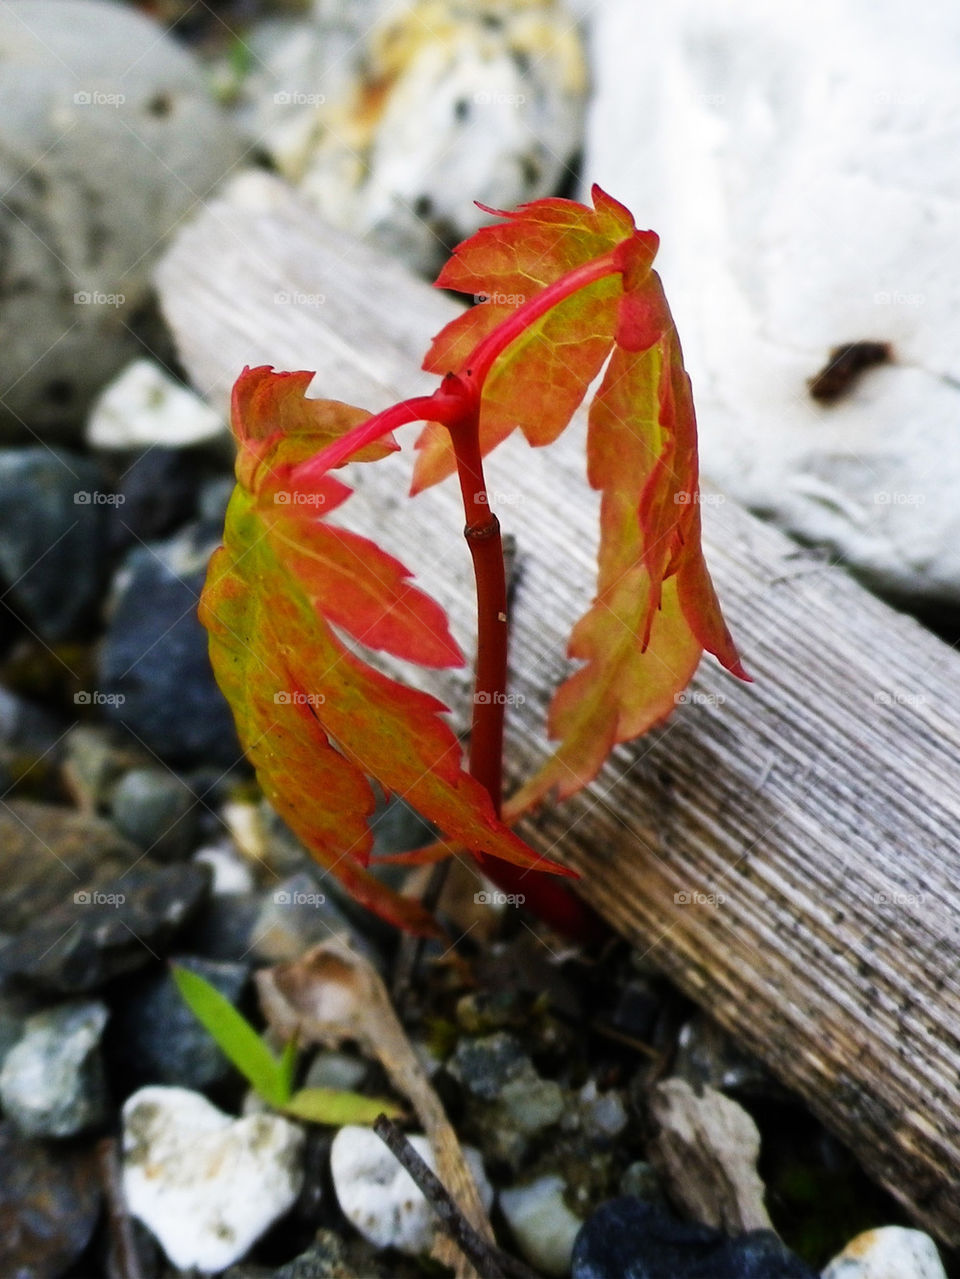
left=445, top=382, right=608, bottom=946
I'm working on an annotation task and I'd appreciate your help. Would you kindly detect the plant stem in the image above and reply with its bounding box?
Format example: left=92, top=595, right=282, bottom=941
left=446, top=381, right=608, bottom=946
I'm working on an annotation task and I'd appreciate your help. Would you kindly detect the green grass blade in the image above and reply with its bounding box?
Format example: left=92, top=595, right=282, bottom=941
left=171, top=964, right=287, bottom=1106
left=282, top=1087, right=403, bottom=1127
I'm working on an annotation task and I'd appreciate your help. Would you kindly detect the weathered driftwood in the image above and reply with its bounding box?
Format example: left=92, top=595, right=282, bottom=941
left=156, top=173, right=960, bottom=1243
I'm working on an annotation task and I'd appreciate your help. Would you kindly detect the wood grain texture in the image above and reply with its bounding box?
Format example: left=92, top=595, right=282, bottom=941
left=156, top=173, right=960, bottom=1243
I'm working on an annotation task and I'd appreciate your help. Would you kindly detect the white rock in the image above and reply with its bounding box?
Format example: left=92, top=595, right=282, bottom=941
left=193, top=843, right=255, bottom=895
left=330, top=1124, right=492, bottom=1256
left=87, top=360, right=225, bottom=450
left=583, top=0, right=960, bottom=606
left=0, top=0, right=243, bottom=442
left=499, top=1174, right=583, bottom=1278
left=822, top=1225, right=947, bottom=1279
left=122, top=1085, right=304, bottom=1273
left=251, top=0, right=587, bottom=274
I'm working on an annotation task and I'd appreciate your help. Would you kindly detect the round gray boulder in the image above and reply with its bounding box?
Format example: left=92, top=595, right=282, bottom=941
left=0, top=0, right=245, bottom=441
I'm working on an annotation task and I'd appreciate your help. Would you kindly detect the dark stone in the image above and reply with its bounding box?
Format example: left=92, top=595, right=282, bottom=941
left=108, top=953, right=249, bottom=1090
left=0, top=862, right=210, bottom=994
left=180, top=890, right=263, bottom=962
left=108, top=446, right=203, bottom=549
left=571, top=1199, right=818, bottom=1279
left=0, top=688, right=67, bottom=797
left=0, top=799, right=141, bottom=932
left=0, top=1120, right=101, bottom=1279
left=109, top=766, right=199, bottom=861
left=610, top=978, right=662, bottom=1043
left=97, top=524, right=239, bottom=764
left=452, top=1032, right=529, bottom=1099
left=0, top=447, right=109, bottom=640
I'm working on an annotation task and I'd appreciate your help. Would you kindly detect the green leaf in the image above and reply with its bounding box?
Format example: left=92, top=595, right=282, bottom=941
left=281, top=1087, right=403, bottom=1126
left=171, top=965, right=291, bottom=1106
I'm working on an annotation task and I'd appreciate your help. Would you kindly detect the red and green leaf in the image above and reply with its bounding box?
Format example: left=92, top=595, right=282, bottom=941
left=201, top=367, right=568, bottom=934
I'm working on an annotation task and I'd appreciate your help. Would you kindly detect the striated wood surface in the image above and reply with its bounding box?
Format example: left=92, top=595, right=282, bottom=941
left=156, top=173, right=960, bottom=1243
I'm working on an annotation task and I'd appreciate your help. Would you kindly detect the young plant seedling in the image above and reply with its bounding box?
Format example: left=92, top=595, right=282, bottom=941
left=171, top=965, right=400, bottom=1125
left=199, top=186, right=748, bottom=941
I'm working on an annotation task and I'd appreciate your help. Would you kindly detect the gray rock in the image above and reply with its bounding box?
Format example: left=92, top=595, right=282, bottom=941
left=61, top=723, right=140, bottom=811
left=110, top=766, right=199, bottom=862
left=98, top=523, right=239, bottom=764
left=0, top=448, right=108, bottom=640
left=0, top=798, right=141, bottom=932
left=251, top=871, right=366, bottom=963
left=0, top=1000, right=109, bottom=1137
left=0, top=862, right=210, bottom=993
left=0, top=0, right=244, bottom=440
left=0, top=1120, right=101, bottom=1279
left=109, top=954, right=249, bottom=1091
